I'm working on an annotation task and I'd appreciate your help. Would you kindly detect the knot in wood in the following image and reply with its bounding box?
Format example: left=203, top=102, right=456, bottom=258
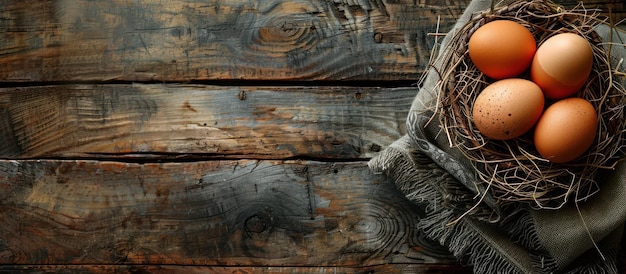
left=374, top=32, right=383, bottom=43
left=244, top=214, right=268, bottom=233
left=253, top=17, right=318, bottom=53
left=244, top=2, right=320, bottom=57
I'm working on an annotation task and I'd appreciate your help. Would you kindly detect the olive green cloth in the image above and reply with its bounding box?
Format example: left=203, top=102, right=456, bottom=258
left=369, top=0, right=626, bottom=272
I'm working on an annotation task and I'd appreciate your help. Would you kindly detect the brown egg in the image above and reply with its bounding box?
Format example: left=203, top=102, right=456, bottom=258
left=472, top=79, right=544, bottom=140
left=469, top=20, right=536, bottom=79
left=531, top=33, right=593, bottom=99
left=534, top=98, right=597, bottom=163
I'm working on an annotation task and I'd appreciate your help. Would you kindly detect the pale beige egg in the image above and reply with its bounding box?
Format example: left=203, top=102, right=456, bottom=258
left=530, top=33, right=594, bottom=99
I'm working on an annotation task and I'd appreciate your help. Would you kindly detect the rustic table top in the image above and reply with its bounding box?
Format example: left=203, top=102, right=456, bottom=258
left=0, top=0, right=623, bottom=273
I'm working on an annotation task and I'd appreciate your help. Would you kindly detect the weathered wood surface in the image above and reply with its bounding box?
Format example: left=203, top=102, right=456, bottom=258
left=0, top=0, right=622, bottom=83
left=0, top=84, right=411, bottom=159
left=0, top=265, right=472, bottom=274
left=2, top=0, right=625, bottom=273
left=0, top=160, right=456, bottom=267
left=0, top=0, right=468, bottom=82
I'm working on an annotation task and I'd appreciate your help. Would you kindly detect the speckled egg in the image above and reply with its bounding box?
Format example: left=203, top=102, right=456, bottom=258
left=472, top=78, right=545, bottom=140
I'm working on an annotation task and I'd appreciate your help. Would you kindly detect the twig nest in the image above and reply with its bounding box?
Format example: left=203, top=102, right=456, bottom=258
left=435, top=0, right=626, bottom=209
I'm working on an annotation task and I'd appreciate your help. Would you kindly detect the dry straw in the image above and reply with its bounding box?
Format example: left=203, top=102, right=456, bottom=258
left=435, top=0, right=626, bottom=209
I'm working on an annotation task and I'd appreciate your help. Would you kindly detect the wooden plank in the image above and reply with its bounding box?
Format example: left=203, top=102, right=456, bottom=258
left=0, top=84, right=412, bottom=159
left=0, top=160, right=457, bottom=267
left=0, top=0, right=470, bottom=82
left=0, top=265, right=473, bottom=273
left=0, top=0, right=623, bottom=83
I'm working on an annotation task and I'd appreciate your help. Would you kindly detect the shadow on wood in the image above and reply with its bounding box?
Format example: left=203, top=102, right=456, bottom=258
left=0, top=160, right=455, bottom=267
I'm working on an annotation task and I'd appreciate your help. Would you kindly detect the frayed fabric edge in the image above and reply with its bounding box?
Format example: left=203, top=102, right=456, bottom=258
left=369, top=138, right=529, bottom=273
left=369, top=136, right=624, bottom=273
left=365, top=135, right=625, bottom=273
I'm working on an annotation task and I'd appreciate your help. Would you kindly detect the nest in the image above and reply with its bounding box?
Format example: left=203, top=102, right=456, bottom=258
left=436, top=0, right=626, bottom=209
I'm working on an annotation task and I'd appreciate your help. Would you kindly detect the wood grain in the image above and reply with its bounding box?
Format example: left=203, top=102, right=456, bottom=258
left=0, top=84, right=412, bottom=159
left=0, top=0, right=622, bottom=83
left=0, top=0, right=469, bottom=82
left=0, top=265, right=473, bottom=274
left=1, top=1, right=624, bottom=273
left=0, top=159, right=455, bottom=266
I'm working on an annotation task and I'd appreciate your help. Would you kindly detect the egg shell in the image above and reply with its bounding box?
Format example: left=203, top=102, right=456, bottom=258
left=468, top=20, right=536, bottom=79
left=472, top=78, right=544, bottom=140
left=531, top=33, right=594, bottom=99
left=533, top=97, right=597, bottom=163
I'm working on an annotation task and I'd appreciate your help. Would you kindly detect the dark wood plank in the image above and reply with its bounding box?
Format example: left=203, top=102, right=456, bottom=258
left=0, top=0, right=469, bottom=82
left=0, top=265, right=472, bottom=273
left=0, top=160, right=456, bottom=266
left=0, top=84, right=412, bottom=159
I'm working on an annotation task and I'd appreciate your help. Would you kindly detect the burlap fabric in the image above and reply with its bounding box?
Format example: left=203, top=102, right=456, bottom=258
left=369, top=0, right=626, bottom=272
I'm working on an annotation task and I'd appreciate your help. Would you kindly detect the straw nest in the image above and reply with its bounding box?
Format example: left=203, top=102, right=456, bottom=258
left=436, top=0, right=626, bottom=209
